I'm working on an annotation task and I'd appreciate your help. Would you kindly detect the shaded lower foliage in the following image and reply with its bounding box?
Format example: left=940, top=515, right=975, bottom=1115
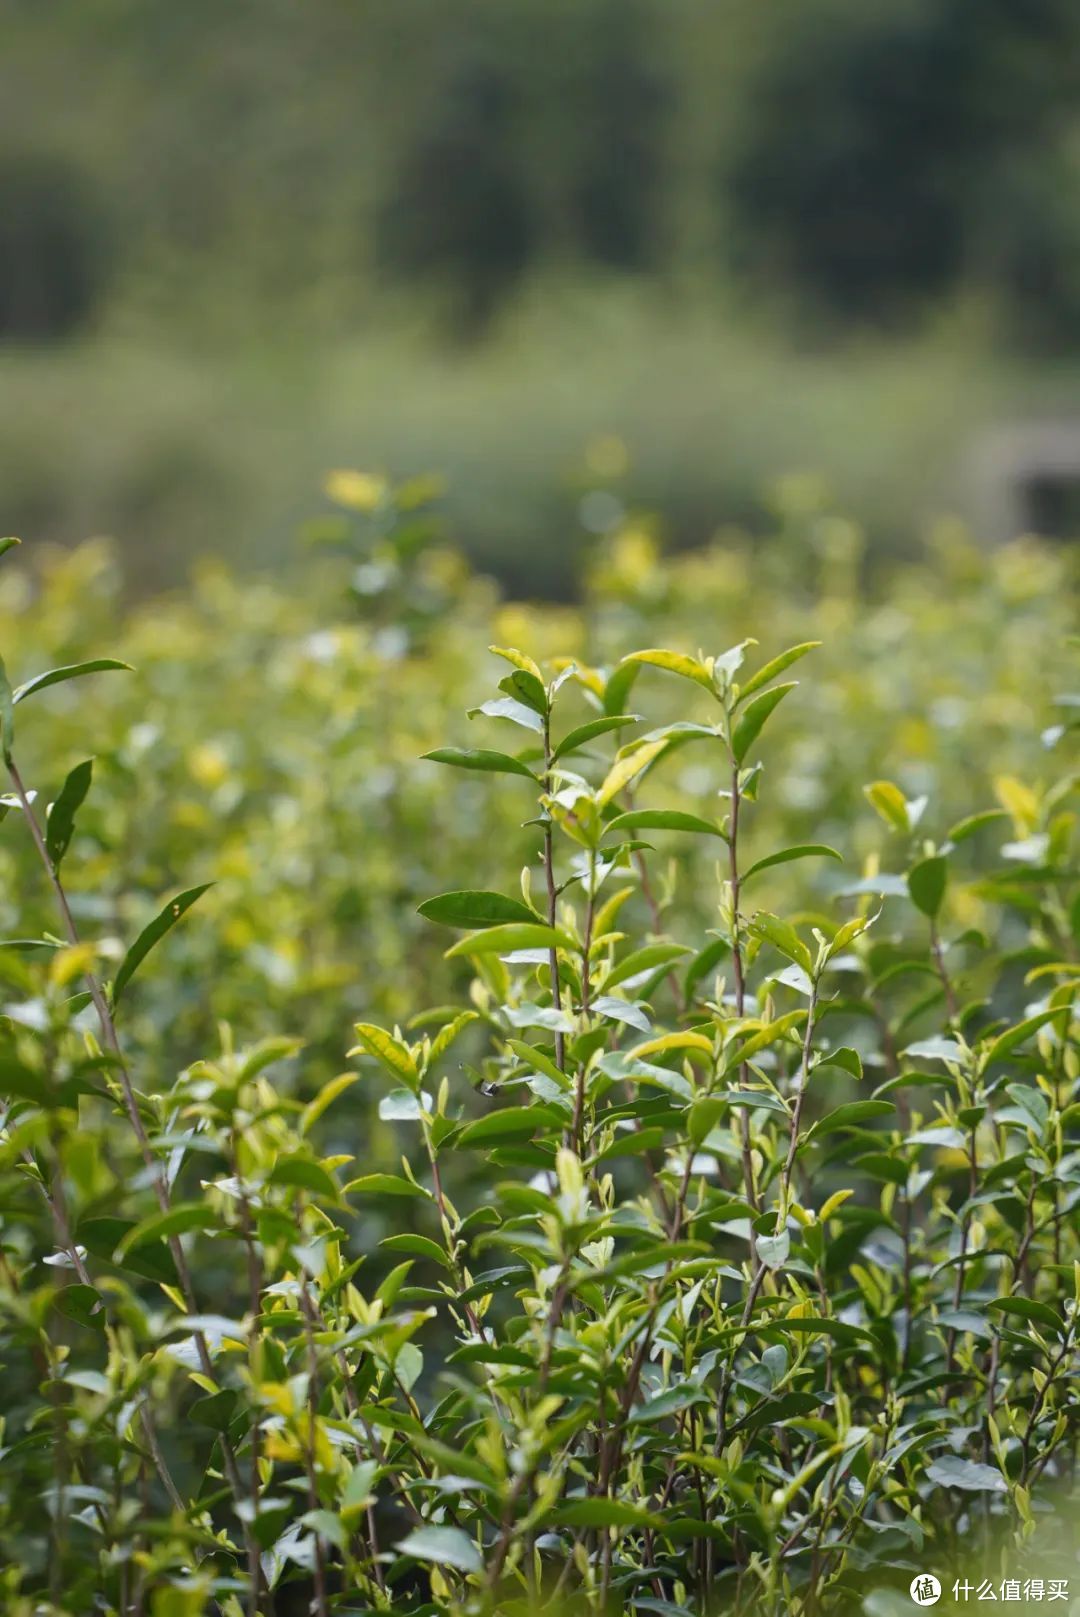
left=0, top=516, right=1078, bottom=1612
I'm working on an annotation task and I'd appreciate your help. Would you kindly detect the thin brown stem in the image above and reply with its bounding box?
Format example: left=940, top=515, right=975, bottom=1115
left=7, top=755, right=254, bottom=1536
left=541, top=715, right=567, bottom=1076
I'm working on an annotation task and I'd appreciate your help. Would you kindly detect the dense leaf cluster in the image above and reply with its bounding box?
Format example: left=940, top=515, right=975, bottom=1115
left=0, top=499, right=1078, bottom=1615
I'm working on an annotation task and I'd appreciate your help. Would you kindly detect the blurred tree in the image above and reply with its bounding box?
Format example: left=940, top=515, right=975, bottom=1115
left=378, top=48, right=534, bottom=338
left=565, top=0, right=672, bottom=270
left=724, top=0, right=1080, bottom=324
left=0, top=151, right=109, bottom=341
left=972, top=135, right=1080, bottom=349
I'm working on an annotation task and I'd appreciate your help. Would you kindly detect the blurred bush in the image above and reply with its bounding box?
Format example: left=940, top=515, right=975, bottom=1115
left=2, top=479, right=1074, bottom=1095
left=724, top=0, right=1080, bottom=323
left=0, top=150, right=109, bottom=341
left=378, top=49, right=535, bottom=336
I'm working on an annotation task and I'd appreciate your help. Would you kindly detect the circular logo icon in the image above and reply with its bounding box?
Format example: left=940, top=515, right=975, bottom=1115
left=910, top=1575, right=942, bottom=1606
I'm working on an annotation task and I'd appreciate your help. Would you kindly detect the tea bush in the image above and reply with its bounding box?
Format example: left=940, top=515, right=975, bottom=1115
left=0, top=492, right=1078, bottom=1616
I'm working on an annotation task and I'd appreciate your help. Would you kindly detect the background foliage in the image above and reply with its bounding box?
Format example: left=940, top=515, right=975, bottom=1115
left=1, top=488, right=1078, bottom=1612
left=4, top=0, right=1080, bottom=591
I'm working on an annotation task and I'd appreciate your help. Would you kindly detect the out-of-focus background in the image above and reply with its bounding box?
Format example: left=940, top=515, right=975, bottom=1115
left=4, top=0, right=1080, bottom=595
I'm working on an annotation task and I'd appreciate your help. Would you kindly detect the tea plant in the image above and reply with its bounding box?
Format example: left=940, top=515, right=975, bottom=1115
left=1, top=522, right=1078, bottom=1617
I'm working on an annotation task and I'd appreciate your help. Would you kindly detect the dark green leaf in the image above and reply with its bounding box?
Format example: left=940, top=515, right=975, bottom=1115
left=422, top=747, right=536, bottom=780
left=551, top=714, right=640, bottom=762
left=604, top=809, right=723, bottom=839
left=732, top=683, right=797, bottom=764
left=13, top=659, right=133, bottom=705
left=805, top=1100, right=894, bottom=1142
left=115, top=1204, right=215, bottom=1258
left=111, top=884, right=213, bottom=1006
left=907, top=856, right=948, bottom=918
left=396, top=1525, right=482, bottom=1573
left=738, top=642, right=820, bottom=703
left=418, top=890, right=536, bottom=929
left=987, top=1297, right=1064, bottom=1335
left=742, top=844, right=842, bottom=884
left=267, top=1157, right=340, bottom=1201
left=46, top=759, right=93, bottom=870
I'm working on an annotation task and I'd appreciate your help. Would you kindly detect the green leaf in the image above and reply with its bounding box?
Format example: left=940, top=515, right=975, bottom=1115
left=749, top=913, right=813, bottom=975
left=346, top=1173, right=427, bottom=1199
left=596, top=662, right=640, bottom=723
left=77, top=1217, right=179, bottom=1284
left=925, top=1456, right=1006, bottom=1494
left=756, top=1316, right=877, bottom=1347
left=605, top=942, right=691, bottom=992
left=45, top=759, right=93, bottom=871
left=987, top=1297, right=1064, bottom=1335
left=622, top=648, right=716, bottom=692
left=742, top=844, right=842, bottom=884
left=457, top=1107, right=560, bottom=1147
left=947, top=809, right=1009, bottom=844
left=756, top=1230, right=790, bottom=1269
left=489, top=644, right=543, bottom=682
left=114, top=1203, right=215, bottom=1259
left=549, top=1499, right=661, bottom=1529
left=864, top=780, right=910, bottom=834
left=551, top=714, right=640, bottom=761
left=814, top=1046, right=863, bottom=1080
left=467, top=696, right=544, bottom=733
left=422, top=747, right=536, bottom=780
left=0, top=537, right=20, bottom=560
left=428, top=1010, right=479, bottom=1065
left=396, top=1525, right=482, bottom=1574
left=418, top=890, right=536, bottom=929
left=907, top=855, right=948, bottom=918
left=445, top=922, right=572, bottom=958
left=52, top=1284, right=105, bottom=1330
left=381, top=1234, right=452, bottom=1269
left=983, top=1009, right=1063, bottom=1067
left=190, top=1389, right=239, bottom=1431
left=604, top=809, right=723, bottom=839
left=350, top=1023, right=420, bottom=1089
left=111, top=884, right=213, bottom=1006
left=0, top=655, right=14, bottom=760
left=804, top=1099, right=894, bottom=1141
left=301, top=1073, right=359, bottom=1133
left=684, top=936, right=729, bottom=998
left=267, top=1156, right=340, bottom=1201
left=506, top=1038, right=570, bottom=1090
left=498, top=668, right=548, bottom=715
left=731, top=683, right=797, bottom=765
left=596, top=739, right=668, bottom=808
left=737, top=642, right=820, bottom=703
left=687, top=1097, right=725, bottom=1146
left=13, top=659, right=133, bottom=705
